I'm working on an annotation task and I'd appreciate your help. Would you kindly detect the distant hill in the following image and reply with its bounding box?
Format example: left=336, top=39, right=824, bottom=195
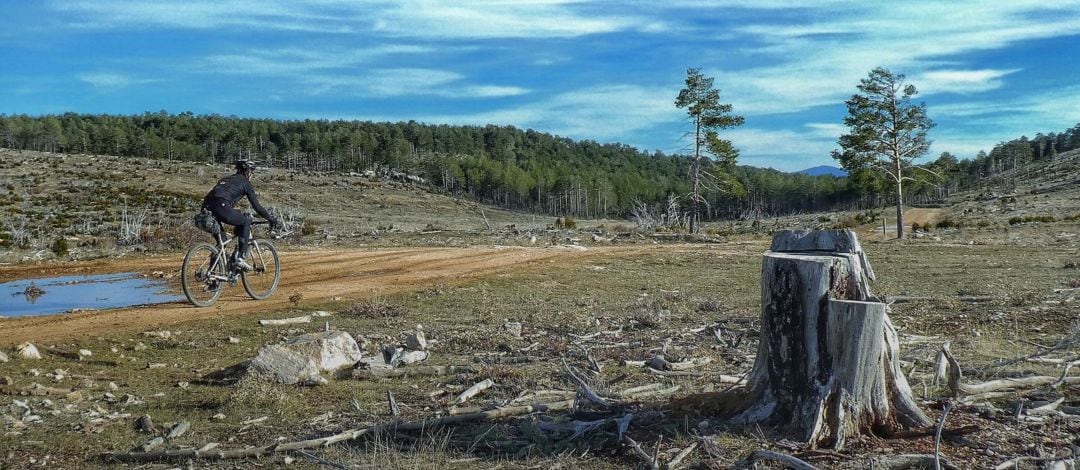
left=798, top=165, right=847, bottom=177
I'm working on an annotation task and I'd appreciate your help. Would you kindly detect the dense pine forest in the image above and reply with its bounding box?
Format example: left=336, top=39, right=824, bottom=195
left=2, top=112, right=1077, bottom=220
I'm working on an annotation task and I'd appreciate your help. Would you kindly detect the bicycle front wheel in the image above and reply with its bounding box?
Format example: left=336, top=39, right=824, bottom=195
left=181, top=243, right=226, bottom=307
left=241, top=239, right=280, bottom=300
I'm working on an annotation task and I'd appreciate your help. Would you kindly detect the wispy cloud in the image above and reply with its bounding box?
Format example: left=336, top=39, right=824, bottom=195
left=416, top=84, right=681, bottom=142
left=78, top=72, right=157, bottom=89
left=719, top=2, right=1080, bottom=115
left=197, top=45, right=433, bottom=76
left=916, top=68, right=1021, bottom=94
left=306, top=69, right=530, bottom=99
left=48, top=0, right=659, bottom=38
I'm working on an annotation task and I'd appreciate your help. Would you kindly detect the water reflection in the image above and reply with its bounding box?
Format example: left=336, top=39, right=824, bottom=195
left=0, top=273, right=182, bottom=317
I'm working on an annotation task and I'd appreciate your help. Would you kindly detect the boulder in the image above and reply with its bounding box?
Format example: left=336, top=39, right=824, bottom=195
left=282, top=331, right=363, bottom=372
left=16, top=343, right=41, bottom=360
left=248, top=345, right=322, bottom=385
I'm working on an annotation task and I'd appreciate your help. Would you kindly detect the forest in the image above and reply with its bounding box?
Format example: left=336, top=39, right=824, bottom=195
left=2, top=112, right=1078, bottom=220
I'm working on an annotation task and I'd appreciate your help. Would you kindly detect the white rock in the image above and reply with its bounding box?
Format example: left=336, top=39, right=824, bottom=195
left=248, top=345, right=322, bottom=385
left=281, top=331, right=363, bottom=372
left=228, top=337, right=241, bottom=344
left=78, top=349, right=92, bottom=357
left=0, top=350, right=8, bottom=363
left=405, top=327, right=427, bottom=351
left=17, top=343, right=41, bottom=360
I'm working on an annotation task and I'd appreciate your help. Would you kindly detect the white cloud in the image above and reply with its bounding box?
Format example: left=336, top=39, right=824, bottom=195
left=717, top=2, right=1080, bottom=116
left=78, top=72, right=157, bottom=89
left=49, top=0, right=659, bottom=38
left=916, top=68, right=1020, bottom=94
left=302, top=68, right=530, bottom=99
left=416, top=84, right=681, bottom=141
left=198, top=45, right=432, bottom=76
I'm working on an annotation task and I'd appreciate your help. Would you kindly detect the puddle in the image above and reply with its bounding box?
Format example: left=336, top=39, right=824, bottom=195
left=0, top=273, right=182, bottom=318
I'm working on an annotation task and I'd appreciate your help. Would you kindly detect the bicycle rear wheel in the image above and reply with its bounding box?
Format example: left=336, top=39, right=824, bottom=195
left=241, top=239, right=280, bottom=300
left=181, top=243, right=226, bottom=307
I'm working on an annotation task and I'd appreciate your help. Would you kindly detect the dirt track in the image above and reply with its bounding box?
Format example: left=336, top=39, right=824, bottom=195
left=0, top=245, right=654, bottom=346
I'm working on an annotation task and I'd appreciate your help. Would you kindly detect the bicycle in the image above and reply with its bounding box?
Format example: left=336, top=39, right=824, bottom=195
left=181, top=218, right=281, bottom=307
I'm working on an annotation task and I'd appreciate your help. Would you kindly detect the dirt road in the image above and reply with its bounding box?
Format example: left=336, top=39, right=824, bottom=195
left=1, top=245, right=660, bottom=345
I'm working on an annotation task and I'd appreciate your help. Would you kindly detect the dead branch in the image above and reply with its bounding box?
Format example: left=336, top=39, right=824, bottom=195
left=871, top=455, right=959, bottom=470
left=623, top=435, right=659, bottom=470
left=941, top=342, right=961, bottom=398
left=564, top=360, right=614, bottom=408
left=456, top=379, right=494, bottom=404
left=1, top=383, right=83, bottom=401
left=748, top=450, right=819, bottom=470
left=259, top=315, right=312, bottom=326
left=387, top=389, right=400, bottom=416
left=933, top=401, right=953, bottom=470
left=961, top=376, right=1080, bottom=395
left=994, top=456, right=1076, bottom=470
left=668, top=442, right=698, bottom=469
left=646, top=367, right=703, bottom=377
left=336, top=365, right=474, bottom=380
left=102, top=399, right=575, bottom=462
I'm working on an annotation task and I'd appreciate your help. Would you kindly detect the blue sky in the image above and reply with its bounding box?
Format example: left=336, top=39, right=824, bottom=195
left=3, top=1, right=1080, bottom=171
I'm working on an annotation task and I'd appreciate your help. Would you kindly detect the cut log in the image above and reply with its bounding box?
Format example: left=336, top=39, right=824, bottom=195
left=723, top=233, right=929, bottom=449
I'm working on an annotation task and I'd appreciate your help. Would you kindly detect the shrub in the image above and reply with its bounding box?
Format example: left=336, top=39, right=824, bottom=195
left=1009, top=215, right=1056, bottom=225
left=301, top=219, right=318, bottom=236
left=51, top=237, right=69, bottom=257
left=935, top=217, right=961, bottom=230
left=554, top=217, right=577, bottom=230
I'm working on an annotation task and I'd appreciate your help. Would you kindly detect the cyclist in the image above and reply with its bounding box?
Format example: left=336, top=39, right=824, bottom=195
left=201, top=160, right=280, bottom=271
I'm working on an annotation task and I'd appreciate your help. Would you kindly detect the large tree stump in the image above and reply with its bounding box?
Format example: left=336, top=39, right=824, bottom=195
left=732, top=230, right=930, bottom=449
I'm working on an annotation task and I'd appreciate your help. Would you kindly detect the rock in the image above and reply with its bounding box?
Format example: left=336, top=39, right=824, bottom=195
left=282, top=331, right=364, bottom=372
left=132, top=342, right=148, bottom=352
left=382, top=345, right=404, bottom=367
left=108, top=382, right=119, bottom=391
left=399, top=350, right=429, bottom=365
left=249, top=345, right=323, bottom=385
left=165, top=420, right=190, bottom=439
left=78, top=349, right=92, bottom=357
left=16, top=343, right=41, bottom=360
left=140, top=436, right=165, bottom=452
left=504, top=321, right=523, bottom=338
left=0, top=350, right=8, bottom=363
left=405, top=327, right=427, bottom=351
left=135, top=415, right=156, bottom=433
left=211, top=413, right=226, bottom=420
left=228, top=337, right=241, bottom=344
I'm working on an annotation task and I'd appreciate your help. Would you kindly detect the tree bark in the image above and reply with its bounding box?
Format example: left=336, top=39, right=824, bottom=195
left=895, top=156, right=905, bottom=239
left=724, top=231, right=929, bottom=449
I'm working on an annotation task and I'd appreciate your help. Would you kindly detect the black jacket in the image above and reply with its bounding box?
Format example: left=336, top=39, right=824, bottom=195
left=202, top=173, right=273, bottom=221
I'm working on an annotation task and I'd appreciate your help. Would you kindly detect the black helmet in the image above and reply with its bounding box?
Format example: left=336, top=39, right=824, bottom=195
left=234, top=159, right=258, bottom=171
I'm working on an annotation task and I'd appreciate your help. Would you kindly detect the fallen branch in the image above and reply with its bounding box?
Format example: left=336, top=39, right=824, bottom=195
left=337, top=365, right=474, bottom=380
left=995, top=456, right=1075, bottom=470
left=456, top=379, right=494, bottom=404
left=563, top=360, right=614, bottom=408
left=258, top=315, right=311, bottom=326
left=1, top=383, right=83, bottom=401
left=668, top=442, right=697, bottom=469
left=102, top=399, right=574, bottom=462
left=622, top=435, right=658, bottom=470
left=872, top=454, right=959, bottom=470
left=748, top=450, right=819, bottom=470
left=961, top=376, right=1080, bottom=395
left=933, top=401, right=953, bottom=470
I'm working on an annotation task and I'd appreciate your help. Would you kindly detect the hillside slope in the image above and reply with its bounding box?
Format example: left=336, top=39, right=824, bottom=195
left=0, top=149, right=551, bottom=261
